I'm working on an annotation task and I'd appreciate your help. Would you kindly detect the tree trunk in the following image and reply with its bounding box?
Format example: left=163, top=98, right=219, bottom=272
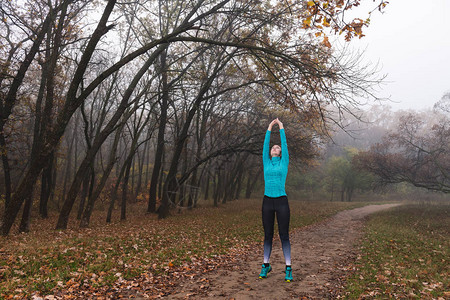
left=204, top=170, right=210, bottom=201
left=188, top=170, right=197, bottom=209
left=106, top=187, right=117, bottom=223
left=62, top=115, right=77, bottom=212
left=80, top=158, right=117, bottom=227
left=347, top=187, right=354, bottom=202
left=188, top=106, right=207, bottom=208
left=148, top=49, right=169, bottom=213
left=77, top=170, right=95, bottom=226
left=134, top=142, right=146, bottom=201
left=19, top=193, right=33, bottom=233
left=330, top=180, right=334, bottom=201
left=130, top=154, right=136, bottom=202
left=121, top=159, right=132, bottom=220
left=158, top=152, right=164, bottom=201
left=77, top=176, right=89, bottom=219
left=0, top=134, right=12, bottom=212
left=245, top=173, right=252, bottom=199
left=222, top=167, right=230, bottom=204
left=39, top=152, right=54, bottom=218
left=180, top=139, right=190, bottom=208
left=245, top=168, right=261, bottom=199
left=2, top=157, right=45, bottom=235
left=81, top=122, right=122, bottom=227
left=106, top=177, right=122, bottom=223
left=234, top=164, right=244, bottom=200
left=213, top=169, right=221, bottom=207
left=50, top=160, right=57, bottom=209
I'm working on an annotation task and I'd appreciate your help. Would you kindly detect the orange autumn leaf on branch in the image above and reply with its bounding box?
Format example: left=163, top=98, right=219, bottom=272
left=322, top=36, right=331, bottom=48
left=299, top=0, right=389, bottom=43
left=303, top=17, right=312, bottom=27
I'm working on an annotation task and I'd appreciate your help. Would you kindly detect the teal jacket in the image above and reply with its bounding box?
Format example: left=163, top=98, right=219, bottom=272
left=263, top=129, right=289, bottom=197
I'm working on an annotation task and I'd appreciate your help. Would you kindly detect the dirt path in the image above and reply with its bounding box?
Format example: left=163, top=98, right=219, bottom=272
left=167, top=203, right=400, bottom=299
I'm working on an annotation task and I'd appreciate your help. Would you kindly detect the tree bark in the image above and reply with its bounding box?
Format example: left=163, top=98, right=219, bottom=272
left=134, top=141, right=147, bottom=200
left=148, top=49, right=169, bottom=213
left=77, top=176, right=89, bottom=220
left=80, top=123, right=122, bottom=227
left=18, top=193, right=33, bottom=233
left=245, top=168, right=261, bottom=199
left=39, top=152, right=54, bottom=218
left=213, top=169, right=220, bottom=207
left=2, top=156, right=46, bottom=235
left=130, top=154, right=136, bottom=202
left=234, top=162, right=245, bottom=200
left=158, top=153, right=164, bottom=201
left=121, top=158, right=132, bottom=220
left=0, top=133, right=12, bottom=212
left=204, top=168, right=210, bottom=201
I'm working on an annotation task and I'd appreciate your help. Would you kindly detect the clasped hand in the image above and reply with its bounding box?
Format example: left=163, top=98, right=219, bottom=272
left=268, top=118, right=284, bottom=131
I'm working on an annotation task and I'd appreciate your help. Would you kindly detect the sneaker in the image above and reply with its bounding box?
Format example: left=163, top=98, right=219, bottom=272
left=285, top=266, right=293, bottom=282
left=258, top=264, right=272, bottom=278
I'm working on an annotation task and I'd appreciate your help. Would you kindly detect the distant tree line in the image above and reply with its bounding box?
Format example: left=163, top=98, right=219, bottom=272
left=292, top=96, right=450, bottom=201
left=355, top=95, right=450, bottom=194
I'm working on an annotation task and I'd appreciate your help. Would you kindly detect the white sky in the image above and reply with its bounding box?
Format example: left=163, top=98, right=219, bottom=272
left=341, top=0, right=450, bottom=111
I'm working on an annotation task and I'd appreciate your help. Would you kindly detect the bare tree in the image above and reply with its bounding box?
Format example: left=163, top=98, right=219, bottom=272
left=356, top=111, right=450, bottom=193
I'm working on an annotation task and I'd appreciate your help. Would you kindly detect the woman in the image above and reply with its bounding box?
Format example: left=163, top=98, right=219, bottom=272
left=258, top=118, right=293, bottom=282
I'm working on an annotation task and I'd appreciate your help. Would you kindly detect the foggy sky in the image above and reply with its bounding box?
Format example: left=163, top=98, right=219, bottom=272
left=344, top=0, right=450, bottom=111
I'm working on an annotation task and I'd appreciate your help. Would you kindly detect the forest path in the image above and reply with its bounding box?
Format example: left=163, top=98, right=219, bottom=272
left=166, top=203, right=400, bottom=299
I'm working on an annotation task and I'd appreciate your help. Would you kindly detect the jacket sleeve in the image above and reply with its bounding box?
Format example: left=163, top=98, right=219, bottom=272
left=280, top=128, right=289, bottom=167
left=263, top=130, right=271, bottom=166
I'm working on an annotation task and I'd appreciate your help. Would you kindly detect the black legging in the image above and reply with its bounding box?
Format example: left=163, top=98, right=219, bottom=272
left=262, top=195, right=291, bottom=265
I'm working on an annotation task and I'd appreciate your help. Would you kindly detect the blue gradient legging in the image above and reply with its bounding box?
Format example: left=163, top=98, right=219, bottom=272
left=262, top=195, right=291, bottom=265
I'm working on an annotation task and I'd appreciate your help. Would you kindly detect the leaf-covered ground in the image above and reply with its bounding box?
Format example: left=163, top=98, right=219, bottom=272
left=0, top=199, right=369, bottom=299
left=165, top=203, right=400, bottom=299
left=344, top=203, right=450, bottom=299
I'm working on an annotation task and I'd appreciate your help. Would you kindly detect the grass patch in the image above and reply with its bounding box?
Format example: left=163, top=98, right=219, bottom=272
left=345, top=203, right=449, bottom=299
left=0, top=199, right=375, bottom=298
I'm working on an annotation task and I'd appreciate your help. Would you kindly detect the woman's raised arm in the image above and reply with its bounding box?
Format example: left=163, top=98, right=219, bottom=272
left=263, top=120, right=276, bottom=165
left=277, top=119, right=289, bottom=165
